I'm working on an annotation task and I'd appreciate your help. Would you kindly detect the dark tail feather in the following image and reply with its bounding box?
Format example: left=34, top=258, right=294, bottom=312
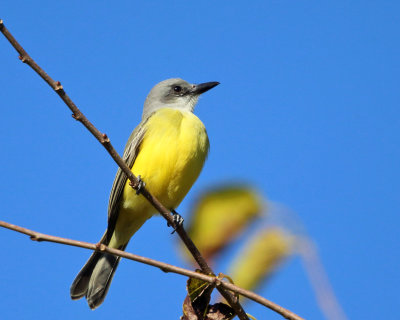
left=85, top=251, right=122, bottom=309
left=70, top=243, right=127, bottom=309
left=70, top=250, right=103, bottom=300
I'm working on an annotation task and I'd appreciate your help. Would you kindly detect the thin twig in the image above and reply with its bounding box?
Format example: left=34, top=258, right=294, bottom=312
left=0, top=19, right=248, bottom=319
left=297, top=237, right=347, bottom=320
left=0, top=220, right=305, bottom=320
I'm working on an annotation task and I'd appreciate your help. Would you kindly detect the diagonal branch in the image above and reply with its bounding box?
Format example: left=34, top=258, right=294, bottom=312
left=0, top=18, right=248, bottom=319
left=0, top=220, right=305, bottom=320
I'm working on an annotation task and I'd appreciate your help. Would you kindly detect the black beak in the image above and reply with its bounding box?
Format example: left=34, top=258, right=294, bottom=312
left=192, top=81, right=220, bottom=95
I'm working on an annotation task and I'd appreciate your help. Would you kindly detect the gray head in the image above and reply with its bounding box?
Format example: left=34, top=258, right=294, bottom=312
left=142, top=78, right=219, bottom=119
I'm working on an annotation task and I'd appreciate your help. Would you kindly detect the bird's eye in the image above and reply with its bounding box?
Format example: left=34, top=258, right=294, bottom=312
left=173, top=86, right=182, bottom=93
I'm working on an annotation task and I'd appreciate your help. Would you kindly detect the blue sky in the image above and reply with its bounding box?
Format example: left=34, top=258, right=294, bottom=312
left=1, top=1, right=399, bottom=319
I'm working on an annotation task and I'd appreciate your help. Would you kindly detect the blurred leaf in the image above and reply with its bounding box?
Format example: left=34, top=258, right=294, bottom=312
left=184, top=185, right=264, bottom=262
left=228, top=227, right=293, bottom=293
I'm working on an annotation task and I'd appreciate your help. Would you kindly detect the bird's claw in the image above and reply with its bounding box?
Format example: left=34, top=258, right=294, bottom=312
left=168, top=209, right=184, bottom=234
left=135, top=175, right=145, bottom=195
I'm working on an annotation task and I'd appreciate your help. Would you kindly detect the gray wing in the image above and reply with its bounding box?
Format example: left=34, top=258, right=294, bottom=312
left=105, top=120, right=148, bottom=243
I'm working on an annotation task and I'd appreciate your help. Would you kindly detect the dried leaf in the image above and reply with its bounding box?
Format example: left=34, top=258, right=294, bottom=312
left=182, top=297, right=235, bottom=320
left=182, top=271, right=216, bottom=320
left=205, top=302, right=235, bottom=320
left=182, top=294, right=199, bottom=320
left=182, top=271, right=236, bottom=320
left=187, top=274, right=214, bottom=304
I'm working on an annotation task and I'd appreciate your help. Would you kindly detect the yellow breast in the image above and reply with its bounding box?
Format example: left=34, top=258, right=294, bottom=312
left=122, top=107, right=209, bottom=214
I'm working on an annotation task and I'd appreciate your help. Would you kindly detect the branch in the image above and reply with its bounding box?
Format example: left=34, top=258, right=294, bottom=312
left=0, top=220, right=305, bottom=320
left=0, top=18, right=248, bottom=319
left=0, top=20, right=302, bottom=320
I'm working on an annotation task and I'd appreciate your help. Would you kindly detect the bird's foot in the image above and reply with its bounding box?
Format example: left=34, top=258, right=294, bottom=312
left=168, top=209, right=184, bottom=234
left=134, top=175, right=146, bottom=195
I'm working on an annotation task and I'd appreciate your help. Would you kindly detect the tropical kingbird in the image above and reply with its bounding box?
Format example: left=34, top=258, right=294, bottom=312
left=70, top=78, right=219, bottom=309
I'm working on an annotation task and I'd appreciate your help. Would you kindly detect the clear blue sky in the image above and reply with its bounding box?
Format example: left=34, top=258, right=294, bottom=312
left=1, top=1, right=399, bottom=319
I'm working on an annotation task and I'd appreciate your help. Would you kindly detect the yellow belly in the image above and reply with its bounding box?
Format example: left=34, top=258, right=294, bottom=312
left=111, top=108, right=209, bottom=246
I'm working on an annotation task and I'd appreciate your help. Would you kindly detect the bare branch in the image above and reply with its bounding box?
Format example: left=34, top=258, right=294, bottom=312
left=0, top=220, right=305, bottom=320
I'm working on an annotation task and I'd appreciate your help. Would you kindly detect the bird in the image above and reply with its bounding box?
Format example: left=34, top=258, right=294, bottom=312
left=70, top=78, right=219, bottom=309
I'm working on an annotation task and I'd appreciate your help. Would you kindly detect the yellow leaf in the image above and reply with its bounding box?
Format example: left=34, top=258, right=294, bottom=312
left=184, top=185, right=264, bottom=262
left=228, top=227, right=293, bottom=292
